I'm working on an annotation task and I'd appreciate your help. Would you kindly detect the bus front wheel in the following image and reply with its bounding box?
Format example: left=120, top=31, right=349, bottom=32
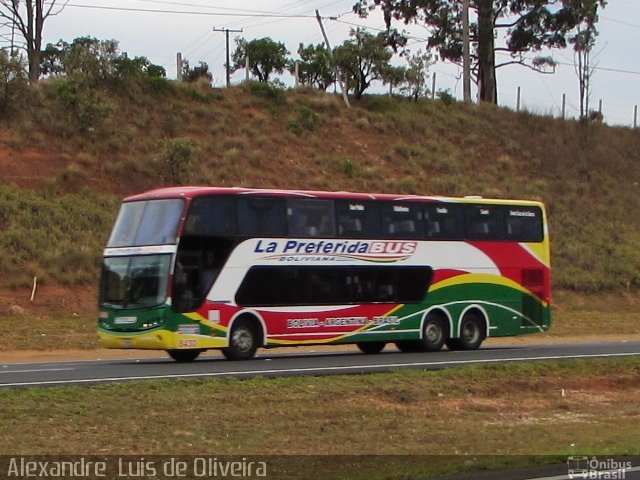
left=356, top=342, right=386, bottom=354
left=167, top=349, right=202, bottom=362
left=446, top=313, right=485, bottom=351
left=222, top=318, right=261, bottom=360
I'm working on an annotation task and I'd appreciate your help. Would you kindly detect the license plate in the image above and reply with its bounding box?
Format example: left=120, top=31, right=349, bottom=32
left=114, top=316, right=137, bottom=325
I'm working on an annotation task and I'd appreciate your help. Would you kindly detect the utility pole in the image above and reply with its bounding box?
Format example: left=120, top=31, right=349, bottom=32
left=212, top=27, right=243, bottom=87
left=176, top=52, right=183, bottom=82
left=315, top=10, right=350, bottom=108
left=462, top=0, right=471, bottom=103
left=10, top=10, right=16, bottom=56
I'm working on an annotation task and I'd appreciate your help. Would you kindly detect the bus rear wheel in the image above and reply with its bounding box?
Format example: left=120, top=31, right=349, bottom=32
left=222, top=318, right=261, bottom=360
left=417, top=313, right=448, bottom=352
left=356, top=342, right=386, bottom=354
left=167, top=349, right=202, bottom=362
left=446, top=313, right=485, bottom=351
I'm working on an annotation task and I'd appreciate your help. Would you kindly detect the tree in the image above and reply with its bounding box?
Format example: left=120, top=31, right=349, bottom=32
left=0, top=0, right=69, bottom=82
left=354, top=0, right=606, bottom=103
left=332, top=28, right=393, bottom=100
left=402, top=50, right=434, bottom=101
left=155, top=137, right=200, bottom=185
left=571, top=0, right=600, bottom=120
left=40, top=37, right=165, bottom=80
left=182, top=60, right=212, bottom=83
left=232, top=37, right=288, bottom=83
left=1, top=49, right=27, bottom=111
left=292, top=43, right=334, bottom=90
left=380, top=63, right=406, bottom=95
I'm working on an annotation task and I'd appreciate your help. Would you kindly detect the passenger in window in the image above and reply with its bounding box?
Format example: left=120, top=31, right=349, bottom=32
left=200, top=250, right=219, bottom=297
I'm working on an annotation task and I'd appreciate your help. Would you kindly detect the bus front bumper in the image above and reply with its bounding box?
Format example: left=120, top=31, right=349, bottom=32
left=98, top=329, right=228, bottom=350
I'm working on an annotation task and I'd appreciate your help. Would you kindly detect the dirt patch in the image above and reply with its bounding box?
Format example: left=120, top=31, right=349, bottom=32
left=0, top=283, right=96, bottom=318
left=0, top=146, right=71, bottom=190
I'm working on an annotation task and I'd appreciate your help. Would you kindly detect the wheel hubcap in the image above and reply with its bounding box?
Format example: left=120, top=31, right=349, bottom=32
left=462, top=322, right=480, bottom=344
left=425, top=322, right=442, bottom=343
left=232, top=328, right=253, bottom=353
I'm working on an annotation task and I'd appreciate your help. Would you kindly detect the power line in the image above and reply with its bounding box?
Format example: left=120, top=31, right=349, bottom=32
left=133, top=0, right=273, bottom=16
left=63, top=3, right=320, bottom=18
left=494, top=51, right=640, bottom=76
left=600, top=15, right=640, bottom=30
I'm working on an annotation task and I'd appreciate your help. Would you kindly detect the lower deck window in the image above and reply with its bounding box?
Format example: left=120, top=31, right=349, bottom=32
left=235, top=265, right=433, bottom=307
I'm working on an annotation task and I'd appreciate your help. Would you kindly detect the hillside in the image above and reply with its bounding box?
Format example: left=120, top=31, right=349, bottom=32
left=1, top=79, right=639, bottom=314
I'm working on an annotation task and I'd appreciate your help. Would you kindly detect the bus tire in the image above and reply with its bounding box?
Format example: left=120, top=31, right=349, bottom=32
left=395, top=341, right=421, bottom=353
left=446, top=312, right=485, bottom=351
left=418, top=313, right=448, bottom=352
left=167, top=349, right=202, bottom=362
left=222, top=318, right=261, bottom=360
left=356, top=342, right=386, bottom=354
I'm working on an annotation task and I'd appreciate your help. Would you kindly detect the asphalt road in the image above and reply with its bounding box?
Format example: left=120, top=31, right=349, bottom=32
left=1, top=341, right=639, bottom=388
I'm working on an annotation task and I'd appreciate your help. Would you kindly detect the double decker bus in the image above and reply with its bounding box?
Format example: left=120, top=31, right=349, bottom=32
left=99, top=187, right=551, bottom=362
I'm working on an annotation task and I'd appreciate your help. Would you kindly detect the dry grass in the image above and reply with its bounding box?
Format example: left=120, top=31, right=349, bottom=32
left=0, top=359, right=638, bottom=478
left=0, top=83, right=638, bottom=293
left=0, top=286, right=637, bottom=352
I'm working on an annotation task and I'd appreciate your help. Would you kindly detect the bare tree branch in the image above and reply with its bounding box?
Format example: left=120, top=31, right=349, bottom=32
left=0, top=0, right=68, bottom=81
left=495, top=60, right=556, bottom=74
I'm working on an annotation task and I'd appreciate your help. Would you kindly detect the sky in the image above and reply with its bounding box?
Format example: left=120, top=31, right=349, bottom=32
left=8, top=0, right=640, bottom=126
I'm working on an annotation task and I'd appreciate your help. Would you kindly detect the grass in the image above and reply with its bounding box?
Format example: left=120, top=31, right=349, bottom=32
left=0, top=81, right=639, bottom=292
left=0, top=289, right=637, bottom=352
left=0, top=185, right=118, bottom=286
left=0, top=359, right=638, bottom=478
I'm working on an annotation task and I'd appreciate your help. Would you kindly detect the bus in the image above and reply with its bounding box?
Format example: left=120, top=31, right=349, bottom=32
left=98, top=187, right=551, bottom=362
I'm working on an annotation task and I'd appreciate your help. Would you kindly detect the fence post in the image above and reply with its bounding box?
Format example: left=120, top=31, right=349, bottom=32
left=561, top=94, right=566, bottom=119
left=516, top=86, right=521, bottom=112
left=634, top=105, right=637, bottom=128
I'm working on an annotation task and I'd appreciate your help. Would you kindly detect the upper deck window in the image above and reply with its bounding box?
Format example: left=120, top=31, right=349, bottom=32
left=424, top=204, right=464, bottom=240
left=505, top=206, right=544, bottom=242
left=183, top=195, right=288, bottom=237
left=464, top=205, right=506, bottom=241
left=335, top=200, right=379, bottom=238
left=287, top=199, right=336, bottom=238
left=107, top=199, right=184, bottom=247
left=380, top=203, right=424, bottom=239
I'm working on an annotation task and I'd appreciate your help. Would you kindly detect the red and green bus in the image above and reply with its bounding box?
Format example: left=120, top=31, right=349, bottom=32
left=98, top=187, right=551, bottom=361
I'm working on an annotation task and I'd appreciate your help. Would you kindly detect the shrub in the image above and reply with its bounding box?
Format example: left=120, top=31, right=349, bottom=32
left=337, top=158, right=356, bottom=178
left=154, top=137, right=200, bottom=185
left=55, top=76, right=113, bottom=133
left=437, top=89, right=456, bottom=106
left=245, top=80, right=286, bottom=105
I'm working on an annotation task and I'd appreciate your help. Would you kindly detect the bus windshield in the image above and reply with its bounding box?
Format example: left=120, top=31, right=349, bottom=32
left=107, top=199, right=184, bottom=247
left=100, top=254, right=172, bottom=309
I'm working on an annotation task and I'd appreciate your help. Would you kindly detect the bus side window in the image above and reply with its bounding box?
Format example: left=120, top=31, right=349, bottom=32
left=338, top=217, right=362, bottom=237
left=464, top=205, right=505, bottom=241
left=185, top=196, right=237, bottom=236
left=335, top=200, right=379, bottom=238
left=505, top=206, right=543, bottom=242
left=424, top=204, right=464, bottom=240
left=380, top=203, right=423, bottom=239
left=237, top=196, right=287, bottom=237
left=173, top=251, right=202, bottom=312
left=287, top=199, right=336, bottom=238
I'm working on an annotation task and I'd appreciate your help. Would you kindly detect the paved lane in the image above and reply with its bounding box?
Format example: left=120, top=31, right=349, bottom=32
left=1, top=341, right=639, bottom=388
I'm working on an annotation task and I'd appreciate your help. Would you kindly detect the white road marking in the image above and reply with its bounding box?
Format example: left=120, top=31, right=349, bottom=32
left=0, top=351, right=638, bottom=387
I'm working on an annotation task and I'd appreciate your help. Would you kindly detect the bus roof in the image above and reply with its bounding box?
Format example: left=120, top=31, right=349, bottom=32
left=124, top=186, right=544, bottom=207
